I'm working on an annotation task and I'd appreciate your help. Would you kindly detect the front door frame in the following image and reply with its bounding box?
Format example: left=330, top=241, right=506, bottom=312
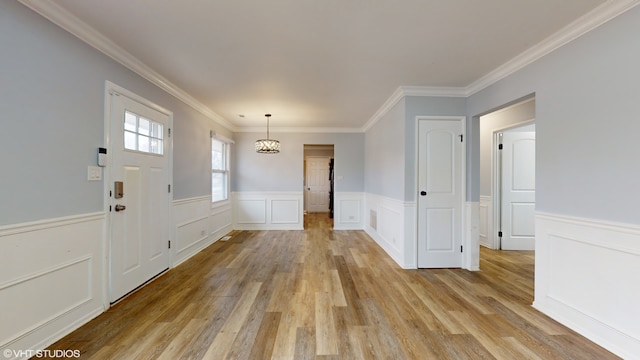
left=103, top=81, right=174, bottom=307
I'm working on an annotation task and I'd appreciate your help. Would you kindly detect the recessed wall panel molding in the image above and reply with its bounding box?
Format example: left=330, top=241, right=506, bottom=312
left=334, top=192, right=364, bottom=230
left=172, top=196, right=232, bottom=267
left=0, top=213, right=104, bottom=355
left=534, top=212, right=640, bottom=359
left=233, top=192, right=303, bottom=230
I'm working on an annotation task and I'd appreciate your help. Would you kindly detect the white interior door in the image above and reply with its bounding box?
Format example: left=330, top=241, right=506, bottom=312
left=418, top=118, right=464, bottom=268
left=306, top=156, right=330, bottom=213
left=500, top=131, right=535, bottom=250
left=109, top=91, right=171, bottom=302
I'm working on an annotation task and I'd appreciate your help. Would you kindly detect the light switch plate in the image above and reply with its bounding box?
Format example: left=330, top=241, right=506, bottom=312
left=88, top=166, right=102, bottom=181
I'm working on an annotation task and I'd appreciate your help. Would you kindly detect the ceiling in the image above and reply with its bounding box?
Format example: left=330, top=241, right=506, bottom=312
left=28, top=0, right=612, bottom=130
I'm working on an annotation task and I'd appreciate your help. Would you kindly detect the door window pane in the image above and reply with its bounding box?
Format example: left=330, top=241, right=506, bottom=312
left=124, top=111, right=164, bottom=155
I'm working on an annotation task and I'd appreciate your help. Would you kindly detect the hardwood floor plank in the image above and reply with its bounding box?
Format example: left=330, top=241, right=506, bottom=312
left=248, top=312, right=281, bottom=360
left=202, top=281, right=262, bottom=359
left=315, top=292, right=339, bottom=355
left=293, top=327, right=316, bottom=360
left=41, top=213, right=619, bottom=359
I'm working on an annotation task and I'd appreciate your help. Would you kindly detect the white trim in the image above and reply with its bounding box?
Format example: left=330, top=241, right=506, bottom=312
left=534, top=211, right=640, bottom=359
left=361, top=87, right=405, bottom=132
left=0, top=212, right=104, bottom=236
left=235, top=126, right=363, bottom=134
left=173, top=195, right=211, bottom=206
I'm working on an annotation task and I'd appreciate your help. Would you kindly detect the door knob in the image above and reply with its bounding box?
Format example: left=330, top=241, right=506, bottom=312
left=114, top=204, right=126, bottom=212
left=420, top=191, right=427, bottom=196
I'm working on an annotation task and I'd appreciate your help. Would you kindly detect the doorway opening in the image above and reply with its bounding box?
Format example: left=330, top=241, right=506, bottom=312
left=303, top=145, right=334, bottom=229
left=479, top=97, right=535, bottom=252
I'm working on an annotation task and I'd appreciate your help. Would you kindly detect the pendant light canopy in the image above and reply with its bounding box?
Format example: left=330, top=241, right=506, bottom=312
left=255, top=114, right=280, bottom=153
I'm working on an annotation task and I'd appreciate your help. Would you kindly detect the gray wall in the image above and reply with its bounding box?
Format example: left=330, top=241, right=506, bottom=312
left=0, top=1, right=230, bottom=226
left=404, top=96, right=467, bottom=201
left=364, top=98, right=406, bottom=200
left=468, top=5, right=640, bottom=224
left=232, top=132, right=364, bottom=192
left=364, top=96, right=467, bottom=202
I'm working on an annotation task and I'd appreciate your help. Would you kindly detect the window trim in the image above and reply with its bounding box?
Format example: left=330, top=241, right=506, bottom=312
left=211, top=134, right=232, bottom=204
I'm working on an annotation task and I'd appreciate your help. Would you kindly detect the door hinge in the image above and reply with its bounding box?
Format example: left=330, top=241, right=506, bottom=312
left=168, top=240, right=171, bottom=249
left=459, top=134, right=464, bottom=142
left=498, top=144, right=503, bottom=150
left=461, top=245, right=463, bottom=253
left=109, top=190, right=112, bottom=197
left=168, top=184, right=171, bottom=193
left=109, top=205, right=112, bottom=212
left=168, top=128, right=171, bottom=138
left=498, top=231, right=503, bottom=237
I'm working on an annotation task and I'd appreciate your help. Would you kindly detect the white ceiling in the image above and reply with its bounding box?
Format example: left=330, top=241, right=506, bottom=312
left=27, top=0, right=616, bottom=130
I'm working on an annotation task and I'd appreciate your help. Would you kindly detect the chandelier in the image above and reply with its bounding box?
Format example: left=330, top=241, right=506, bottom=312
left=255, top=114, right=280, bottom=153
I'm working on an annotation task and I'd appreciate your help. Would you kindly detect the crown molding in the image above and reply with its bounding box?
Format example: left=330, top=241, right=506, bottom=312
left=19, top=0, right=640, bottom=134
left=235, top=126, right=363, bottom=134
left=18, top=0, right=235, bottom=131
left=361, top=86, right=466, bottom=132
left=360, top=87, right=405, bottom=132
left=401, top=86, right=468, bottom=98
left=465, top=0, right=640, bottom=95
left=363, top=0, right=640, bottom=132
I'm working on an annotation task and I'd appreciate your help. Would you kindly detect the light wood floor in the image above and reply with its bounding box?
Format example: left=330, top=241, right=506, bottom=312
left=45, top=213, right=618, bottom=359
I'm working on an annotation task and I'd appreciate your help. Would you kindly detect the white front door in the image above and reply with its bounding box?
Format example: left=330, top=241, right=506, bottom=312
left=306, top=156, right=330, bottom=213
left=500, top=131, right=535, bottom=250
left=417, top=118, right=464, bottom=268
left=109, top=89, right=171, bottom=302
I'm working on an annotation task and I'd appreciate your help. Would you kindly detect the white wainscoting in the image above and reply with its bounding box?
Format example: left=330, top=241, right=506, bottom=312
left=173, top=196, right=233, bottom=266
left=364, top=193, right=416, bottom=269
left=479, top=196, right=493, bottom=248
left=464, top=202, right=480, bottom=271
left=333, top=192, right=364, bottom=230
left=534, top=212, right=640, bottom=359
left=0, top=213, right=105, bottom=357
left=233, top=192, right=303, bottom=230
